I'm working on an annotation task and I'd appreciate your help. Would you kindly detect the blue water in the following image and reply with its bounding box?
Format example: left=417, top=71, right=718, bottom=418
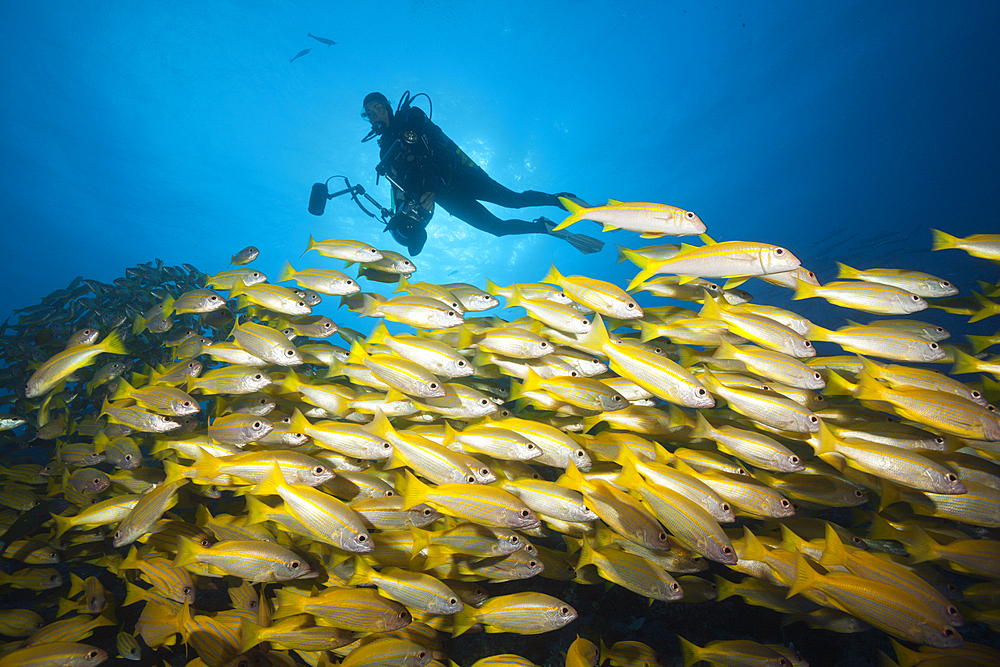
left=3, top=1, right=997, bottom=331
left=2, top=3, right=999, bottom=664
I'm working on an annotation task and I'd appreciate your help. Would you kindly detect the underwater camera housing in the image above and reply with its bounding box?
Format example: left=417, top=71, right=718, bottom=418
left=308, top=182, right=329, bottom=216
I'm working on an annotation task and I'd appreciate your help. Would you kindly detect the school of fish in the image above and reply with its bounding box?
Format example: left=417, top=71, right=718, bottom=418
left=0, top=202, right=999, bottom=667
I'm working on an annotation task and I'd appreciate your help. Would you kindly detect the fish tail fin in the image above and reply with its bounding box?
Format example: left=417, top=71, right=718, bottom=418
left=575, top=538, right=596, bottom=570
left=740, top=527, right=766, bottom=562
left=576, top=313, right=611, bottom=355
left=451, top=606, right=477, bottom=637
left=52, top=513, right=74, bottom=539
left=243, top=495, right=270, bottom=527
left=303, top=234, right=318, bottom=257
left=823, top=369, right=858, bottom=397
left=852, top=370, right=885, bottom=402
left=100, top=329, right=128, bottom=356
left=346, top=340, right=370, bottom=366
left=677, top=636, right=702, bottom=667
left=68, top=572, right=86, bottom=598
left=836, top=262, right=860, bottom=280
left=366, top=321, right=389, bottom=346
left=109, top=378, right=134, bottom=402
left=250, top=462, right=286, bottom=497
left=239, top=619, right=262, bottom=654
left=172, top=536, right=203, bottom=568
left=966, top=334, right=995, bottom=355
left=788, top=552, right=819, bottom=599
left=505, top=287, right=523, bottom=309
left=345, top=555, right=373, bottom=587
left=778, top=523, right=807, bottom=553
left=637, top=319, right=662, bottom=344
left=551, top=199, right=585, bottom=231
left=689, top=410, right=715, bottom=440
left=712, top=575, right=736, bottom=602
left=277, top=261, right=296, bottom=284
left=484, top=279, right=502, bottom=297
left=541, top=263, right=563, bottom=286
left=818, top=522, right=849, bottom=568
left=969, top=292, right=999, bottom=323
left=401, top=470, right=428, bottom=510
left=907, top=526, right=938, bottom=564
left=805, top=322, right=834, bottom=343
left=792, top=278, right=819, bottom=301
left=289, top=407, right=311, bottom=437
left=931, top=229, right=959, bottom=251
left=627, top=261, right=664, bottom=292
left=949, top=348, right=980, bottom=375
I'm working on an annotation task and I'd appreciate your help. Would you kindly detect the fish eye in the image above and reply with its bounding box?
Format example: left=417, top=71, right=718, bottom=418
left=775, top=248, right=785, bottom=255
left=722, top=503, right=731, bottom=512
left=697, top=388, right=707, bottom=396
left=93, top=478, right=101, bottom=484
left=382, top=442, right=391, bottom=449
left=399, top=611, right=409, bottom=619
left=285, top=349, right=296, bottom=356
left=560, top=606, right=569, bottom=614
left=50, top=574, right=58, bottom=581
left=289, top=560, right=300, bottom=569
left=125, top=454, right=132, bottom=460
left=671, top=582, right=680, bottom=591
left=422, top=508, right=433, bottom=516
left=249, top=600, right=258, bottom=609
left=790, top=456, right=800, bottom=464
left=480, top=399, right=489, bottom=405
left=357, top=534, right=368, bottom=542
left=87, top=651, right=99, bottom=659
left=448, top=311, right=456, bottom=317
left=929, top=343, right=939, bottom=349
left=314, top=466, right=324, bottom=474
left=946, top=473, right=958, bottom=482
left=781, top=499, right=790, bottom=507
left=510, top=535, right=520, bottom=544
left=911, top=294, right=921, bottom=301
left=804, top=341, right=813, bottom=348
left=948, top=605, right=958, bottom=615
left=723, top=546, right=733, bottom=555
left=520, top=509, right=530, bottom=518
left=658, top=532, right=668, bottom=541
left=972, top=391, right=982, bottom=398
left=526, top=443, right=535, bottom=449
left=627, top=303, right=635, bottom=309
left=944, top=628, right=955, bottom=636
left=252, top=421, right=262, bottom=429
left=737, top=468, right=748, bottom=475
left=183, top=586, right=192, bottom=594
left=854, top=490, right=865, bottom=497
left=686, top=211, right=694, bottom=218
left=385, top=490, right=395, bottom=496
left=575, top=450, right=585, bottom=458
left=809, top=416, right=819, bottom=424
left=429, top=382, right=439, bottom=390
left=466, top=476, right=477, bottom=483
left=114, top=531, right=121, bottom=538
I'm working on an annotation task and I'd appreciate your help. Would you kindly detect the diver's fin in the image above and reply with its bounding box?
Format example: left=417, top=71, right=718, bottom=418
left=540, top=217, right=603, bottom=254
left=563, top=232, right=605, bottom=254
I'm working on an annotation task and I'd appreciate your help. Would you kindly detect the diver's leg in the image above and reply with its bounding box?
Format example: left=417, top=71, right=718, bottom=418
left=453, top=167, right=562, bottom=209
left=435, top=193, right=545, bottom=237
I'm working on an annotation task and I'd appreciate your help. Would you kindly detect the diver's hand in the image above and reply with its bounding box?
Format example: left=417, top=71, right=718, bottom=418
left=419, top=192, right=435, bottom=214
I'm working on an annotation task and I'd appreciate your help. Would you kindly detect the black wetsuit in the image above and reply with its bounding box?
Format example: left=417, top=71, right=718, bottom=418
left=377, top=105, right=561, bottom=237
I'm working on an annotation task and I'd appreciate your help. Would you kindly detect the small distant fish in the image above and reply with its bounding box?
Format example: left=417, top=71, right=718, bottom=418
left=290, top=48, right=311, bottom=63
left=308, top=33, right=336, bottom=46
left=231, top=246, right=259, bottom=266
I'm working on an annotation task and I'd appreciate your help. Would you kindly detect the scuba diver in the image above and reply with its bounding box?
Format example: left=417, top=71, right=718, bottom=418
left=361, top=92, right=604, bottom=256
